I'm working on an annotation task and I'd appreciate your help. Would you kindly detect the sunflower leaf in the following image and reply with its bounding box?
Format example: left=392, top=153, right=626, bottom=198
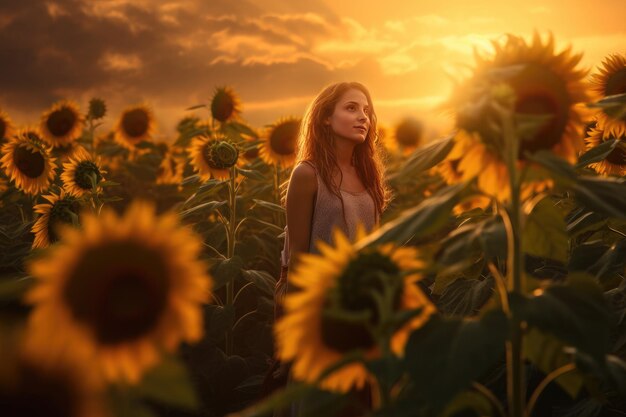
left=403, top=309, right=508, bottom=414
left=241, top=269, right=275, bottom=297
left=186, top=104, right=207, bottom=111
left=251, top=199, right=285, bottom=213
left=509, top=273, right=611, bottom=362
left=574, top=352, right=626, bottom=397
left=135, top=355, right=199, bottom=410
left=439, top=390, right=493, bottom=417
left=392, top=134, right=455, bottom=179
left=523, top=196, right=569, bottom=262
left=179, top=200, right=227, bottom=219
left=576, top=138, right=619, bottom=168
left=357, top=182, right=471, bottom=248
left=236, top=167, right=266, bottom=181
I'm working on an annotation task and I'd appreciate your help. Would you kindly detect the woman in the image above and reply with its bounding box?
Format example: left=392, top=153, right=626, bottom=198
left=271, top=81, right=389, bottom=416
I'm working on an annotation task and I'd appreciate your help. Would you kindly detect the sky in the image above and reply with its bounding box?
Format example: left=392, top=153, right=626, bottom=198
left=0, top=0, right=624, bottom=141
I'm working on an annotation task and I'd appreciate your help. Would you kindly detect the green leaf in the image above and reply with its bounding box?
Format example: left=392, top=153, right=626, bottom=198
left=0, top=275, right=32, bottom=304
left=241, top=269, right=275, bottom=297
left=357, top=182, right=471, bottom=249
left=587, top=92, right=626, bottom=121
left=576, top=138, right=620, bottom=168
left=236, top=167, right=266, bottom=181
left=439, top=390, right=493, bottom=417
left=575, top=352, right=626, bottom=397
left=211, top=256, right=243, bottom=290
left=393, top=135, right=454, bottom=179
left=135, top=355, right=199, bottom=410
left=179, top=200, right=227, bottom=219
left=523, top=196, right=569, bottom=262
left=252, top=199, right=285, bottom=213
left=524, top=328, right=584, bottom=398
left=186, top=104, right=207, bottom=111
left=509, top=273, right=611, bottom=362
left=403, top=309, right=508, bottom=413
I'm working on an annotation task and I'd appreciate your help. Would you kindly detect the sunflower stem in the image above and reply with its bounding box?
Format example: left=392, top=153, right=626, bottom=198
left=225, top=165, right=237, bottom=356
left=499, top=104, right=526, bottom=417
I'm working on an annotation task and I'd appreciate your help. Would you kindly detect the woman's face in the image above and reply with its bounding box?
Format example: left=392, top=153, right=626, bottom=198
left=326, top=88, right=370, bottom=144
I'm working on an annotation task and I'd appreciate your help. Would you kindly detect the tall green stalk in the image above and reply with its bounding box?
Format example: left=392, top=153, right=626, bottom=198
left=225, top=166, right=237, bottom=355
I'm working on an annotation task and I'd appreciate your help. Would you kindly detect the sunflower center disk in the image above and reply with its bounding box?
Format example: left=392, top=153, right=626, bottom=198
left=321, top=252, right=401, bottom=353
left=511, top=63, right=571, bottom=158
left=122, top=109, right=149, bottom=139
left=47, top=108, right=77, bottom=137
left=75, top=161, right=102, bottom=190
left=269, top=122, right=298, bottom=155
left=63, top=242, right=170, bottom=345
left=606, top=144, right=626, bottom=166
left=395, top=119, right=423, bottom=148
left=206, top=141, right=239, bottom=169
left=13, top=146, right=45, bottom=178
left=211, top=92, right=235, bottom=122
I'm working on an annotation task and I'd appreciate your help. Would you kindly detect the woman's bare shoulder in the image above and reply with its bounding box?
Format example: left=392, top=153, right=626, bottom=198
left=289, top=162, right=317, bottom=189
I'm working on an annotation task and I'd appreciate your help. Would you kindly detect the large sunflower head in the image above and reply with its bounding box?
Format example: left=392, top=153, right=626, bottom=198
left=0, top=131, right=57, bottom=195
left=31, top=191, right=81, bottom=249
left=188, top=133, right=239, bottom=181
left=393, top=117, right=424, bottom=154
left=449, top=33, right=589, bottom=200
left=275, top=229, right=436, bottom=392
left=25, top=201, right=213, bottom=383
left=40, top=100, right=85, bottom=148
left=0, top=108, right=16, bottom=145
left=584, top=126, right=626, bottom=176
left=258, top=117, right=301, bottom=168
left=114, top=104, right=155, bottom=149
left=61, top=148, right=106, bottom=197
left=589, top=53, right=626, bottom=137
left=210, top=86, right=241, bottom=123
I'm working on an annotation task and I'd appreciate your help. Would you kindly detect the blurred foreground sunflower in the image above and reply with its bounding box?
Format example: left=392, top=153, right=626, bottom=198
left=0, top=132, right=57, bottom=195
left=189, top=133, right=239, bottom=181
left=114, top=104, right=155, bottom=149
left=40, top=100, right=85, bottom=148
left=589, top=53, right=626, bottom=137
left=584, top=126, right=626, bottom=176
left=275, top=229, right=435, bottom=392
left=1, top=336, right=107, bottom=417
left=31, top=191, right=80, bottom=249
left=25, top=201, right=212, bottom=383
left=211, top=86, right=241, bottom=123
left=0, top=108, right=16, bottom=143
left=259, top=117, right=300, bottom=168
left=61, top=148, right=106, bottom=197
left=450, top=33, right=589, bottom=200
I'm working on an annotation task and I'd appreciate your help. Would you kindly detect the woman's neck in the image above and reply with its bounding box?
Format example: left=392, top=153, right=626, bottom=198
left=332, top=136, right=356, bottom=168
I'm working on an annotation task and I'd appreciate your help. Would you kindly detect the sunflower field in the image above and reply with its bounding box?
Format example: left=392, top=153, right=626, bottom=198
left=1, top=33, right=625, bottom=417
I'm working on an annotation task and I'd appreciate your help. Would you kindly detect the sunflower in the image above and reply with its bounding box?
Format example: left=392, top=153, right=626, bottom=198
left=61, top=148, right=106, bottom=197
left=0, top=108, right=16, bottom=144
left=584, top=126, right=626, bottom=176
left=188, top=133, right=239, bottom=181
left=25, top=201, right=212, bottom=383
left=393, top=117, right=424, bottom=154
left=450, top=33, right=589, bottom=200
left=258, top=117, right=300, bottom=168
left=211, top=86, right=241, bottom=123
left=1, top=337, right=107, bottom=417
left=31, top=191, right=80, bottom=249
left=40, top=100, right=85, bottom=148
left=275, top=229, right=436, bottom=393
left=589, top=53, right=626, bottom=138
left=156, top=150, right=185, bottom=185
left=0, top=132, right=57, bottom=195
left=114, top=104, right=155, bottom=149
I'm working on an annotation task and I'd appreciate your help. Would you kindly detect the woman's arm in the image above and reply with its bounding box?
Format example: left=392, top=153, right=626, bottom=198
left=285, top=162, right=317, bottom=274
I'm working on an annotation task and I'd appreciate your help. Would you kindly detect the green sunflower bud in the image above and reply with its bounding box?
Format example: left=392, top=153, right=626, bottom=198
left=207, top=140, right=239, bottom=169
left=88, top=98, right=107, bottom=120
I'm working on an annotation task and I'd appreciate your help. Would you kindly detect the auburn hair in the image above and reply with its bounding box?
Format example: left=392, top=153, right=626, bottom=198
left=293, top=81, right=390, bottom=218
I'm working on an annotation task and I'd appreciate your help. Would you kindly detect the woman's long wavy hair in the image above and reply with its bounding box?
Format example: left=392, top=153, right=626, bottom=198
left=294, top=81, right=390, bottom=219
